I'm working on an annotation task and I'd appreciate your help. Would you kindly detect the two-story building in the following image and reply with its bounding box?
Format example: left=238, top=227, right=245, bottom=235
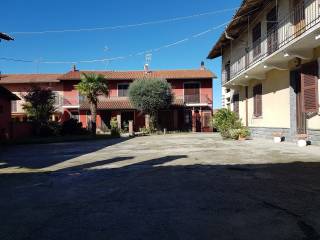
left=0, top=86, right=20, bottom=140
left=0, top=65, right=215, bottom=133
left=208, top=0, right=320, bottom=144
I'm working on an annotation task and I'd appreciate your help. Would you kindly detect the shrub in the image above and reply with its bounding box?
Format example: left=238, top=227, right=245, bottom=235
left=38, top=122, right=61, bottom=137
left=61, top=119, right=87, bottom=135
left=212, top=109, right=242, bottom=139
left=110, top=117, right=120, bottom=137
left=140, top=127, right=151, bottom=135
left=212, top=109, right=251, bottom=140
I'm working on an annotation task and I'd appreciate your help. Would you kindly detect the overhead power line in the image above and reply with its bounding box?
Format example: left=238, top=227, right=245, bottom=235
left=9, top=7, right=237, bottom=35
left=1, top=8, right=258, bottom=66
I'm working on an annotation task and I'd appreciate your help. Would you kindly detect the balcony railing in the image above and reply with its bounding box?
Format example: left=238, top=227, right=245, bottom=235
left=175, top=94, right=212, bottom=105
left=222, top=0, right=320, bottom=84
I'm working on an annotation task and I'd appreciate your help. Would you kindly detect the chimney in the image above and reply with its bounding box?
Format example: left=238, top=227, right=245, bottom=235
left=200, top=61, right=205, bottom=70
left=144, top=64, right=149, bottom=73
left=72, top=64, right=77, bottom=72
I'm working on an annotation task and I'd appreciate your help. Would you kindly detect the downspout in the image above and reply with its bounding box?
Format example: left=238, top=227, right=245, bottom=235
left=245, top=86, right=249, bottom=127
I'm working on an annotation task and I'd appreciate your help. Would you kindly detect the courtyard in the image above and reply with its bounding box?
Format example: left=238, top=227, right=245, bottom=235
left=1, top=133, right=320, bottom=239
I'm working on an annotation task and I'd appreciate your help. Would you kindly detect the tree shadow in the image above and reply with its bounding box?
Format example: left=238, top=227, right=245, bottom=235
left=0, top=137, right=130, bottom=169
left=1, top=158, right=320, bottom=239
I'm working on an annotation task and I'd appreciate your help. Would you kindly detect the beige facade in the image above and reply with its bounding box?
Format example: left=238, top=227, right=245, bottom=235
left=210, top=0, right=320, bottom=143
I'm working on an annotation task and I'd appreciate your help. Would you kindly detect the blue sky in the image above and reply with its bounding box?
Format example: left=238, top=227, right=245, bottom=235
left=1, top=0, right=241, bottom=108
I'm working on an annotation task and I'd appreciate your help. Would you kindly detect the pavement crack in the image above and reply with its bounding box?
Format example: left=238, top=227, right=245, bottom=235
left=262, top=200, right=320, bottom=240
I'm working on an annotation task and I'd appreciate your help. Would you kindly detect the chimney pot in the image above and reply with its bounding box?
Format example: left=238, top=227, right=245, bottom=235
left=200, top=61, right=205, bottom=70
left=144, top=64, right=149, bottom=72
left=72, top=64, right=77, bottom=72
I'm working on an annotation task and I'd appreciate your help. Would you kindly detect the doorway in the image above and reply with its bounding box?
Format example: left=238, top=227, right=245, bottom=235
left=293, top=0, right=306, bottom=37
left=292, top=70, right=307, bottom=134
left=267, top=6, right=278, bottom=54
left=101, top=111, right=111, bottom=131
left=194, top=110, right=202, bottom=132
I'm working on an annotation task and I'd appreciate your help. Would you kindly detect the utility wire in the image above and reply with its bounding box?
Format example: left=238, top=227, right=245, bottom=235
left=1, top=8, right=258, bottom=65
left=9, top=7, right=237, bottom=35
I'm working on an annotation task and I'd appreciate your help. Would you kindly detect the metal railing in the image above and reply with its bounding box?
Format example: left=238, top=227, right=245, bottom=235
left=222, top=0, right=320, bottom=84
left=175, top=94, right=212, bottom=104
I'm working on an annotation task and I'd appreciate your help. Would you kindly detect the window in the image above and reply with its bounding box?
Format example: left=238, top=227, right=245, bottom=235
left=11, top=101, right=17, bottom=113
left=252, top=23, right=261, bottom=59
left=184, top=82, right=200, bottom=103
left=118, top=83, right=129, bottom=97
left=53, top=92, right=62, bottom=106
left=253, top=84, right=262, bottom=117
left=232, top=94, right=240, bottom=116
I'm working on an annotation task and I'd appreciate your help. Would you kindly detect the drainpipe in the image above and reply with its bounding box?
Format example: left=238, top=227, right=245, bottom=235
left=245, top=86, right=249, bottom=127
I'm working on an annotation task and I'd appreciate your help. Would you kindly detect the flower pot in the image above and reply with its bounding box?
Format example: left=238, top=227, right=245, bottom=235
left=238, top=136, right=246, bottom=141
left=273, top=137, right=282, bottom=143
left=298, top=140, right=307, bottom=147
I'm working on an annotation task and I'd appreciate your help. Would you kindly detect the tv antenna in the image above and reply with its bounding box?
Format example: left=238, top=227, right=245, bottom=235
left=145, top=53, right=152, bottom=66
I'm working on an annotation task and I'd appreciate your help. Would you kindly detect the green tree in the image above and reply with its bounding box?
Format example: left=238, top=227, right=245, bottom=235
left=22, top=86, right=56, bottom=124
left=128, top=78, right=173, bottom=130
left=76, top=73, right=109, bottom=135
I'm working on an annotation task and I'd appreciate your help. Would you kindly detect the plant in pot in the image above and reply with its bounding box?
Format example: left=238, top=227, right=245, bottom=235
left=238, top=127, right=251, bottom=141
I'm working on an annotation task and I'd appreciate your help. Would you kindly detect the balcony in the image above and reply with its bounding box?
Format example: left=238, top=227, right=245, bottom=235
left=175, top=94, right=212, bottom=106
left=223, top=0, right=320, bottom=85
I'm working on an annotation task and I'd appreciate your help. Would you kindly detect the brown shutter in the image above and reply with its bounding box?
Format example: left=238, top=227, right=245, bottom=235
left=232, top=94, right=239, bottom=115
left=253, top=84, right=262, bottom=117
left=301, top=61, right=319, bottom=113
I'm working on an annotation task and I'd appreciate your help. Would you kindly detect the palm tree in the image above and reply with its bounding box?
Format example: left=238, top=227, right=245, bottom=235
left=76, top=73, right=109, bottom=135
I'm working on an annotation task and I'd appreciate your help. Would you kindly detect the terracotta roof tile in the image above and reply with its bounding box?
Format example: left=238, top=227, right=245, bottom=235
left=79, top=97, right=185, bottom=110
left=0, top=74, right=60, bottom=84
left=59, top=69, right=215, bottom=81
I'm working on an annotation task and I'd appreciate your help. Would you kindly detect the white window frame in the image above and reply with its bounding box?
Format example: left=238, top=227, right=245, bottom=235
left=117, top=83, right=130, bottom=97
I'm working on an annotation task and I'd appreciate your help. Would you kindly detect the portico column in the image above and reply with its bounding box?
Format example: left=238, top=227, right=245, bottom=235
left=192, top=108, right=196, bottom=133
left=145, top=114, right=150, bottom=129
left=117, top=114, right=121, bottom=130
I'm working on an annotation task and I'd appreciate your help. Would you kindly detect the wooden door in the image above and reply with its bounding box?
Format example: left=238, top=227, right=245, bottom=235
left=293, top=0, right=305, bottom=37
left=267, top=7, right=278, bottom=55
left=194, top=111, right=202, bottom=132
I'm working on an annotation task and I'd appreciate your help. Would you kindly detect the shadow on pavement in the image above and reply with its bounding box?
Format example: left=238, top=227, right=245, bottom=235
left=0, top=155, right=320, bottom=240
left=0, top=137, right=130, bottom=169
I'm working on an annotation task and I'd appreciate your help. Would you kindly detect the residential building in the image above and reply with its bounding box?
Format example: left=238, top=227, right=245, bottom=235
left=0, top=86, right=20, bottom=140
left=208, top=0, right=320, bottom=144
left=0, top=65, right=215, bottom=132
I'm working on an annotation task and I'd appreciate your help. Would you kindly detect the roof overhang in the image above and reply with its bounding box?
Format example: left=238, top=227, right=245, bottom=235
left=0, top=86, right=20, bottom=100
left=207, top=0, right=270, bottom=59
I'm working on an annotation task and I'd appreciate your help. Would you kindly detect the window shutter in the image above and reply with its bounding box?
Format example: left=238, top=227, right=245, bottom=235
left=232, top=94, right=239, bottom=115
left=301, top=61, right=319, bottom=113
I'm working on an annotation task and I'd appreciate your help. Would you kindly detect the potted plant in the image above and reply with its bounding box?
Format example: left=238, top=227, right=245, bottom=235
left=238, top=127, right=251, bottom=141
